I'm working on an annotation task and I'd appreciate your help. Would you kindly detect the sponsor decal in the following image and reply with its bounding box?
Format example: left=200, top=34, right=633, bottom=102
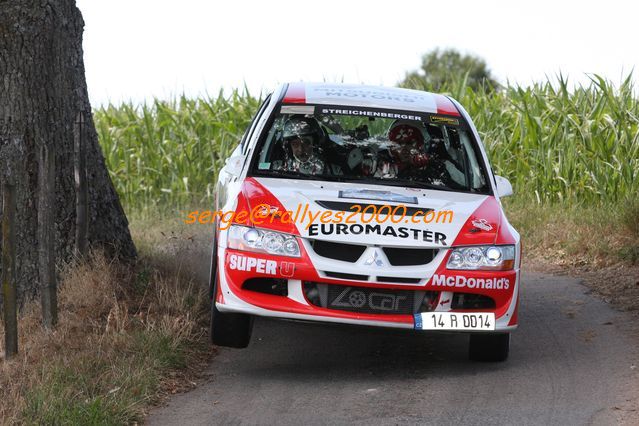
left=309, top=86, right=435, bottom=105
left=320, top=107, right=423, bottom=122
left=471, top=218, right=493, bottom=231
left=281, top=105, right=315, bottom=115
left=339, top=189, right=417, bottom=204
left=430, top=115, right=460, bottom=126
left=307, top=223, right=448, bottom=245
left=331, top=287, right=407, bottom=312
left=256, top=204, right=280, bottom=216
left=228, top=254, right=277, bottom=275
left=280, top=261, right=295, bottom=277
left=430, top=274, right=510, bottom=290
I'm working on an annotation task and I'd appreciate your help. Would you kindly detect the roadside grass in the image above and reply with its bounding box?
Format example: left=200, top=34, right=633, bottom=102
left=504, top=197, right=639, bottom=267
left=0, top=224, right=210, bottom=425
left=504, top=196, right=639, bottom=313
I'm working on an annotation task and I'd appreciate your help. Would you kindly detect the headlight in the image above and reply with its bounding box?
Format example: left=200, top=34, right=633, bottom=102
left=446, top=245, right=515, bottom=270
left=227, top=225, right=300, bottom=257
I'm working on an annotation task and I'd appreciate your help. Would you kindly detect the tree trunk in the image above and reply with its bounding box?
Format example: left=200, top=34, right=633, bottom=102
left=0, top=0, right=136, bottom=306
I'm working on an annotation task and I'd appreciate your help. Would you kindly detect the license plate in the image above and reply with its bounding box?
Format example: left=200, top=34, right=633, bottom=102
left=414, top=312, right=495, bottom=331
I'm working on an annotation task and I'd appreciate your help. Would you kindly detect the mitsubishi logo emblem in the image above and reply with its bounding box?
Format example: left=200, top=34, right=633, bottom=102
left=363, top=249, right=385, bottom=267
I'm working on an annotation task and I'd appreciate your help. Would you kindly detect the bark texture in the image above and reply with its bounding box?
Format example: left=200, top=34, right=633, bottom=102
left=0, top=0, right=136, bottom=305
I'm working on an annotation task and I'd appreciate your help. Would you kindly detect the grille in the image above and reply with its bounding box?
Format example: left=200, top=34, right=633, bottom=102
left=310, top=240, right=366, bottom=262
left=311, top=240, right=437, bottom=266
left=382, top=247, right=438, bottom=266
left=323, top=271, right=368, bottom=281
left=376, top=276, right=422, bottom=284
left=303, top=282, right=438, bottom=315
left=315, top=200, right=427, bottom=216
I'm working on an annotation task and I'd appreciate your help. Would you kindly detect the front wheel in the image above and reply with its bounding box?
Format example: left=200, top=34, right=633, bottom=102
left=210, top=296, right=253, bottom=348
left=209, top=261, right=253, bottom=348
left=468, top=333, right=510, bottom=362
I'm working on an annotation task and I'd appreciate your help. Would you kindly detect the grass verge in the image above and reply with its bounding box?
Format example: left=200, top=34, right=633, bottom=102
left=506, top=197, right=639, bottom=266
left=505, top=197, right=639, bottom=311
left=0, top=223, right=211, bottom=425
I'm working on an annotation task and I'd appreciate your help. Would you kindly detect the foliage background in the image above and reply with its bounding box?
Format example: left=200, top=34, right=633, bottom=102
left=96, top=76, right=639, bottom=211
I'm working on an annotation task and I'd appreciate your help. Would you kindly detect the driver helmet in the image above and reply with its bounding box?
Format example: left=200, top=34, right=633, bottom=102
left=282, top=115, right=324, bottom=163
left=388, top=120, right=429, bottom=145
left=387, top=120, right=430, bottom=167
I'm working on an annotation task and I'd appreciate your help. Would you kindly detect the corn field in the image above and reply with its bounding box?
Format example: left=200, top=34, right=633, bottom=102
left=95, top=77, right=639, bottom=212
left=94, top=89, right=262, bottom=210
left=456, top=75, right=639, bottom=205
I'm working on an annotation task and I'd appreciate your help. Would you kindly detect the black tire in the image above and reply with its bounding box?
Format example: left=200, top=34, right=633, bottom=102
left=209, top=252, right=253, bottom=349
left=468, top=333, right=510, bottom=362
left=208, top=221, right=219, bottom=301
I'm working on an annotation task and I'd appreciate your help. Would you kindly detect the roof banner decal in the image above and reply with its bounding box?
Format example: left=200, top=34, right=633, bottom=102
left=305, top=84, right=438, bottom=113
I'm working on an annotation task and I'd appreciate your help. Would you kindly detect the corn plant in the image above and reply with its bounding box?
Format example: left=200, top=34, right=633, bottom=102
left=95, top=77, right=639, bottom=213
left=450, top=74, right=639, bottom=204
left=95, top=89, right=261, bottom=211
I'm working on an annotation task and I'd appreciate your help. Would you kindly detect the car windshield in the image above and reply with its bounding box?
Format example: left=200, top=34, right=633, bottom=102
left=250, top=107, right=490, bottom=193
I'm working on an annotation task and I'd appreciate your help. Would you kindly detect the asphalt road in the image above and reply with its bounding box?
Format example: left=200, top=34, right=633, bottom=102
left=148, top=271, right=639, bottom=425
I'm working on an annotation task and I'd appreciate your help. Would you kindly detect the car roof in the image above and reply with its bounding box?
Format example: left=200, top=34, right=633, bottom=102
left=281, top=82, right=460, bottom=116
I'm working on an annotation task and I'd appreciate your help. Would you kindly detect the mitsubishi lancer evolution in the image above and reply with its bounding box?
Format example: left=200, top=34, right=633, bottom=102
left=209, top=83, right=520, bottom=362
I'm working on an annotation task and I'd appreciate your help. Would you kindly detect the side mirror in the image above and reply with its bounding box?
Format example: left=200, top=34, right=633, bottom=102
left=495, top=175, right=513, bottom=198
left=224, top=155, right=245, bottom=177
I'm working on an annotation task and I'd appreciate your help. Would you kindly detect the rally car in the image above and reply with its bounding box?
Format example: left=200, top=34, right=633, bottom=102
left=209, top=82, right=520, bottom=362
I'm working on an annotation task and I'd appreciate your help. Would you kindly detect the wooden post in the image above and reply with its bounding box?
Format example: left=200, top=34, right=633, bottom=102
left=38, top=145, right=57, bottom=328
left=2, top=182, right=18, bottom=359
left=74, top=111, right=88, bottom=257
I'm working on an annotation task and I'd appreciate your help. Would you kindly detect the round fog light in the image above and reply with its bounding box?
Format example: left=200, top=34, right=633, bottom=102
left=244, top=228, right=260, bottom=244
left=486, top=247, right=502, bottom=263
left=284, top=239, right=299, bottom=255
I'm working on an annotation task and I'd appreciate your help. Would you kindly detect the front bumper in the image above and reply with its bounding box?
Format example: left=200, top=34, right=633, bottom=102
left=215, top=246, right=519, bottom=332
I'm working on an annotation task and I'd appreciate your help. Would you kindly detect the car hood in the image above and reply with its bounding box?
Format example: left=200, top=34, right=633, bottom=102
left=240, top=177, right=502, bottom=248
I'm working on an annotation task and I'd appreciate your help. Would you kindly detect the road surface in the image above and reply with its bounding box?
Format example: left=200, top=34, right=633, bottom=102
left=148, top=271, right=639, bottom=425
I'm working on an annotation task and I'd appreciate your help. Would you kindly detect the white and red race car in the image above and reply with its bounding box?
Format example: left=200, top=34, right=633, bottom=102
left=210, top=83, right=520, bottom=361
